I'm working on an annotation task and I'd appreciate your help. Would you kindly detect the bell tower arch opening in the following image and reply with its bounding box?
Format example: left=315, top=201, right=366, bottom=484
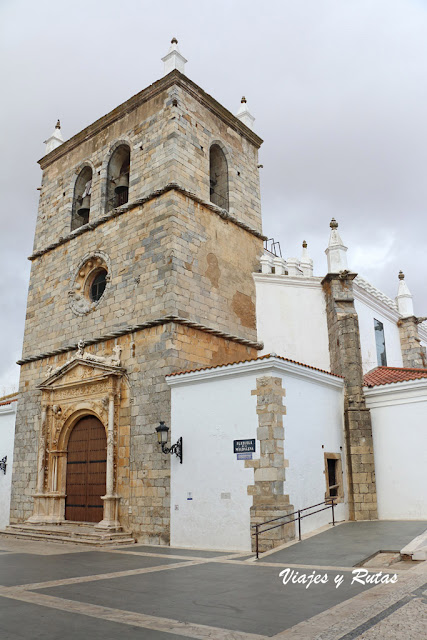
left=106, top=144, right=131, bottom=211
left=65, top=416, right=107, bottom=523
left=71, top=166, right=93, bottom=230
left=209, top=143, right=229, bottom=210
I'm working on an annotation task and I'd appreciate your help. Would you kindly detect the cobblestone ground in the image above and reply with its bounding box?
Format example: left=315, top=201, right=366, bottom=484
left=0, top=529, right=425, bottom=639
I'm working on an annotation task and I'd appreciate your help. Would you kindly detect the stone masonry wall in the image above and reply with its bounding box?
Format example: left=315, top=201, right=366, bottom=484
left=398, top=316, right=427, bottom=368
left=13, top=71, right=263, bottom=541
left=21, top=191, right=262, bottom=361
left=11, top=324, right=256, bottom=540
left=322, top=274, right=377, bottom=521
left=34, top=74, right=262, bottom=254
left=168, top=84, right=262, bottom=231
left=246, top=376, right=295, bottom=553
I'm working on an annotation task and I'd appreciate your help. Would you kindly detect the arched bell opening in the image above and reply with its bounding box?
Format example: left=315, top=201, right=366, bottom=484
left=65, top=416, right=107, bottom=523
left=106, top=144, right=131, bottom=211
left=209, top=143, right=229, bottom=210
left=71, top=166, right=93, bottom=230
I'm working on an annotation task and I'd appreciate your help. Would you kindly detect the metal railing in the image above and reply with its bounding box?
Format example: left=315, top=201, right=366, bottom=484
left=252, top=499, right=336, bottom=559
left=264, top=238, right=282, bottom=257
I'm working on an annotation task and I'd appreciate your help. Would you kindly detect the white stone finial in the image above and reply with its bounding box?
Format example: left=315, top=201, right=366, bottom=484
left=236, top=96, right=255, bottom=130
left=300, top=240, right=314, bottom=277
left=396, top=271, right=414, bottom=317
left=162, top=37, right=187, bottom=75
left=325, top=218, right=348, bottom=273
left=43, top=119, right=64, bottom=155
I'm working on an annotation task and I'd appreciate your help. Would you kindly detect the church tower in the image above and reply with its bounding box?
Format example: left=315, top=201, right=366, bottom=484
left=10, top=41, right=264, bottom=542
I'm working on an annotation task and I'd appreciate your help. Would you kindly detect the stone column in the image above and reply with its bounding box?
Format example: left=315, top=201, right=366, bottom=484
left=106, top=394, right=115, bottom=495
left=395, top=271, right=426, bottom=367
left=50, top=454, right=58, bottom=492
left=398, top=316, right=427, bottom=369
left=322, top=272, right=377, bottom=521
left=97, top=393, right=121, bottom=530
left=246, top=376, right=295, bottom=553
left=36, top=405, right=47, bottom=494
left=27, top=406, right=53, bottom=524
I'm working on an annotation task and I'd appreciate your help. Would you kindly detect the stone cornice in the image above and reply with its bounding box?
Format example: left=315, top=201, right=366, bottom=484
left=17, top=315, right=263, bottom=365
left=28, top=183, right=266, bottom=261
left=418, top=323, right=427, bottom=342
left=354, top=275, right=399, bottom=312
left=353, top=283, right=401, bottom=325
left=321, top=272, right=358, bottom=285
left=253, top=273, right=323, bottom=289
left=166, top=356, right=344, bottom=389
left=39, top=70, right=263, bottom=170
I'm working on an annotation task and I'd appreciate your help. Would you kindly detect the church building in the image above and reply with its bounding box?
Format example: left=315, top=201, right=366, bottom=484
left=7, top=40, right=427, bottom=552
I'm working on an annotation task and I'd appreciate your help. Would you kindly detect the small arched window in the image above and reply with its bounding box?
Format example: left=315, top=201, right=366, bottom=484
left=106, top=144, right=130, bottom=211
left=209, top=144, right=229, bottom=210
left=71, top=166, right=92, bottom=231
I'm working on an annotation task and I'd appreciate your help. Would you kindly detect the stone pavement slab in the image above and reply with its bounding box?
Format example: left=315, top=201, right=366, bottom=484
left=116, top=545, right=235, bottom=558
left=0, top=551, right=183, bottom=587
left=337, top=585, right=427, bottom=640
left=0, top=596, right=192, bottom=640
left=36, top=561, right=374, bottom=636
left=261, top=521, right=427, bottom=567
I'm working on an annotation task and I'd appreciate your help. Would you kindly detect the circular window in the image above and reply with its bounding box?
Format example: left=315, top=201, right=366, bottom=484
left=69, top=253, right=111, bottom=316
left=89, top=269, right=107, bottom=302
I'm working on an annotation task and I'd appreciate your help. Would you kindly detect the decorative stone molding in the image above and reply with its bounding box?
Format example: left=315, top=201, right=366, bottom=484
left=69, top=252, right=111, bottom=316
left=17, top=315, right=263, bottom=366
left=246, top=376, right=295, bottom=553
left=27, top=357, right=125, bottom=529
left=28, top=183, right=266, bottom=262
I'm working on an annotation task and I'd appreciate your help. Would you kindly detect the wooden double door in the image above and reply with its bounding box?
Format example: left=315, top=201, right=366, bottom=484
left=65, top=416, right=107, bottom=523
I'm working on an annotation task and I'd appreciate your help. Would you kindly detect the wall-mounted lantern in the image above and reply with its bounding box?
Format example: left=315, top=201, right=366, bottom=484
left=0, top=456, right=7, bottom=475
left=155, top=421, right=183, bottom=464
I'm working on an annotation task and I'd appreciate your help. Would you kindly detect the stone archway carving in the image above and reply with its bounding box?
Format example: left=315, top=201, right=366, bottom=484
left=27, top=348, right=125, bottom=530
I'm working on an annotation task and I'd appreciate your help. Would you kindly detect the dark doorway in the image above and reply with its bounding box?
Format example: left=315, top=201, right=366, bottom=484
left=65, top=416, right=107, bottom=523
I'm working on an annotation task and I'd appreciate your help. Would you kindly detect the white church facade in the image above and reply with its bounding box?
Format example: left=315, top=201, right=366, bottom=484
left=165, top=221, right=427, bottom=551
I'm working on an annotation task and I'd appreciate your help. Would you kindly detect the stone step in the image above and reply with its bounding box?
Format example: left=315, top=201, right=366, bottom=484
left=400, top=529, right=427, bottom=561
left=6, top=522, right=130, bottom=537
left=0, top=524, right=135, bottom=547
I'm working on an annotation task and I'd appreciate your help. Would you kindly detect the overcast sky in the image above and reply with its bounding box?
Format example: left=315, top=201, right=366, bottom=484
left=1, top=0, right=427, bottom=391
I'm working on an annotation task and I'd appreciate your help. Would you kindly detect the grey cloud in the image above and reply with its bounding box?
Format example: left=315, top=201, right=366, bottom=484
left=1, top=0, right=426, bottom=388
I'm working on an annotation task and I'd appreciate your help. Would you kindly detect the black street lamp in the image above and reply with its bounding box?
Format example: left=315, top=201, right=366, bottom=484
left=155, top=421, right=183, bottom=464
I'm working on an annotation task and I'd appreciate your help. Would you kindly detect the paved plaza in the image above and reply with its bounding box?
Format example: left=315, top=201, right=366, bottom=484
left=0, top=522, right=425, bottom=639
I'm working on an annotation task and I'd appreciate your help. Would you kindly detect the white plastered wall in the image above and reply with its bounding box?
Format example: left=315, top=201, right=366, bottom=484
left=255, top=275, right=331, bottom=371
left=365, top=380, right=427, bottom=520
left=167, top=359, right=346, bottom=552
left=418, top=324, right=427, bottom=354
left=0, top=400, right=17, bottom=528
left=354, top=295, right=403, bottom=374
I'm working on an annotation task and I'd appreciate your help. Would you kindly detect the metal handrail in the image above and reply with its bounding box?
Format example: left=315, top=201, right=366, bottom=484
left=252, top=499, right=336, bottom=558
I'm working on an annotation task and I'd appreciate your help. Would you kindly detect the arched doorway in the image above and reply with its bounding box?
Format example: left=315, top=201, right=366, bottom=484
left=65, top=416, right=107, bottom=523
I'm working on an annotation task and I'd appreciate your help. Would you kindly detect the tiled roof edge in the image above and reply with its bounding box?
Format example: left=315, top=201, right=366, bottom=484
left=364, top=366, right=427, bottom=387
left=166, top=353, right=343, bottom=379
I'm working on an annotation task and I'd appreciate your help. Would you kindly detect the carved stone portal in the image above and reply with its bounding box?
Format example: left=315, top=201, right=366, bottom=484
left=27, top=355, right=125, bottom=531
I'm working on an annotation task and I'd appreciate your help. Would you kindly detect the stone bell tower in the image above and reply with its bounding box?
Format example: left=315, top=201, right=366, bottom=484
left=10, top=40, right=264, bottom=543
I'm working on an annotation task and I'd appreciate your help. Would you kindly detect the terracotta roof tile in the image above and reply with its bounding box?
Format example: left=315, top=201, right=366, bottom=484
left=166, top=354, right=343, bottom=379
left=364, top=366, right=427, bottom=387
left=0, top=397, right=18, bottom=406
